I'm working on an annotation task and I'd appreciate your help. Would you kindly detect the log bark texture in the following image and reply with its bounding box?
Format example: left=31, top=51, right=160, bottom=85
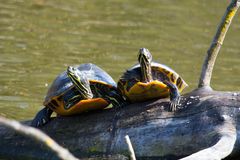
left=0, top=89, right=240, bottom=160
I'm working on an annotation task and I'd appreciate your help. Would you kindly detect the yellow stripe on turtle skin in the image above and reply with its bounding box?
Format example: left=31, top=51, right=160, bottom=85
left=50, top=98, right=109, bottom=116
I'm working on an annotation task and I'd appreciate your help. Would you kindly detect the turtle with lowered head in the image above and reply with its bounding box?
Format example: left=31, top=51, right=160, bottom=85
left=32, top=63, right=125, bottom=127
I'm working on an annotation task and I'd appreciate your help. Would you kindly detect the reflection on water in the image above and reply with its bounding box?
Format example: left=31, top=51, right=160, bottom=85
left=0, top=0, right=239, bottom=120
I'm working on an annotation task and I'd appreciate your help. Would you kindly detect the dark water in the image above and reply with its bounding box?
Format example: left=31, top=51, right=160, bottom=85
left=0, top=0, right=239, bottom=120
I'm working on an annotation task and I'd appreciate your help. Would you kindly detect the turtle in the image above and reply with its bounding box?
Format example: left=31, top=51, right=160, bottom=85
left=31, top=63, right=124, bottom=127
left=117, top=48, right=188, bottom=111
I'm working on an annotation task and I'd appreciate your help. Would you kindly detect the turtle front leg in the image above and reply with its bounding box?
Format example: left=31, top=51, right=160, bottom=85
left=163, top=80, right=181, bottom=112
left=92, top=82, right=128, bottom=108
left=104, top=88, right=128, bottom=108
left=31, top=107, right=53, bottom=127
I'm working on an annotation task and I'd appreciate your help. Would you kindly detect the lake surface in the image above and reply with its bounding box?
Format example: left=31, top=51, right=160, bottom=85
left=0, top=0, right=239, bottom=120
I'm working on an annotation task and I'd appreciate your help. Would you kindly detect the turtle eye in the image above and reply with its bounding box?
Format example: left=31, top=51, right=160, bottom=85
left=67, top=66, right=72, bottom=71
left=67, top=66, right=73, bottom=74
left=146, top=52, right=152, bottom=62
left=67, top=66, right=78, bottom=78
left=143, top=49, right=152, bottom=62
left=68, top=66, right=77, bottom=73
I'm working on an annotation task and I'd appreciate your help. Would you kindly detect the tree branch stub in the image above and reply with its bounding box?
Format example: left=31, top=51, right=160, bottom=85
left=198, top=0, right=240, bottom=88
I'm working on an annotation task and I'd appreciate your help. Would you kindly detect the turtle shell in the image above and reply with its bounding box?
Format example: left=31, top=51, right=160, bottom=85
left=118, top=62, right=188, bottom=102
left=44, top=63, right=116, bottom=115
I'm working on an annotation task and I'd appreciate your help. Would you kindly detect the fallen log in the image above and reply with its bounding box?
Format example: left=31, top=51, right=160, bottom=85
left=0, top=88, right=240, bottom=159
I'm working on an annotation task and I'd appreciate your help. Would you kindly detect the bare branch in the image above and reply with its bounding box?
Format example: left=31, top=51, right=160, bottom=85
left=125, top=135, right=136, bottom=160
left=198, top=0, right=240, bottom=88
left=0, top=116, right=79, bottom=160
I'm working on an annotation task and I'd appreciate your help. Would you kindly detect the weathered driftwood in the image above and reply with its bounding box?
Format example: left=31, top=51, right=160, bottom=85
left=0, top=88, right=240, bottom=160
left=0, top=116, right=79, bottom=160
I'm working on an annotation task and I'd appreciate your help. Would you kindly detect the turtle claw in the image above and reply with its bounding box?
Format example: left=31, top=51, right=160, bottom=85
left=31, top=115, right=49, bottom=127
left=31, top=107, right=52, bottom=127
left=104, top=89, right=128, bottom=108
left=170, top=96, right=181, bottom=112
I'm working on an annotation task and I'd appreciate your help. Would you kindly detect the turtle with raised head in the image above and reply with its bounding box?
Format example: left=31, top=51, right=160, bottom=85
left=32, top=63, right=124, bottom=127
left=118, top=48, right=188, bottom=111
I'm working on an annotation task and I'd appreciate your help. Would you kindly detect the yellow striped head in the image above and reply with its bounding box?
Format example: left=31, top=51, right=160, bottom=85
left=138, top=48, right=152, bottom=65
left=67, top=66, right=93, bottom=99
left=138, top=48, right=153, bottom=82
